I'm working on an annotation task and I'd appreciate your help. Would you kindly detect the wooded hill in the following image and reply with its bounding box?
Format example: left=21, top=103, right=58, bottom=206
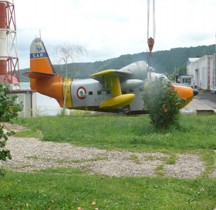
left=20, top=44, right=215, bottom=82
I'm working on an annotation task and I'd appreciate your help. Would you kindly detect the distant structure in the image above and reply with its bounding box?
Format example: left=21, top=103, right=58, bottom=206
left=0, top=0, right=20, bottom=89
left=0, top=0, right=36, bottom=117
left=186, top=54, right=216, bottom=90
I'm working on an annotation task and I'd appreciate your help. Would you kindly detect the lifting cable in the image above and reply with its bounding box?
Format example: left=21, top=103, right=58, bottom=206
left=147, top=0, right=155, bottom=56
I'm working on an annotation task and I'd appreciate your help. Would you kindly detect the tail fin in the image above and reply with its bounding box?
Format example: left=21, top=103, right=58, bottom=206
left=24, top=38, right=56, bottom=79
left=30, top=38, right=55, bottom=75
left=24, top=38, right=64, bottom=107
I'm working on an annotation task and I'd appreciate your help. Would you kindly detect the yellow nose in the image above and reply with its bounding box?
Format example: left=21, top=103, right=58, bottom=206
left=172, top=85, right=198, bottom=108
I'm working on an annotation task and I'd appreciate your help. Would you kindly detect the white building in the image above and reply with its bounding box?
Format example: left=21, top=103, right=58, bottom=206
left=9, top=90, right=37, bottom=117
left=187, top=54, right=216, bottom=90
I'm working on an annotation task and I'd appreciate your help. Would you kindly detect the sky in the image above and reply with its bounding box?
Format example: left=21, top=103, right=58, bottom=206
left=14, top=0, right=216, bottom=69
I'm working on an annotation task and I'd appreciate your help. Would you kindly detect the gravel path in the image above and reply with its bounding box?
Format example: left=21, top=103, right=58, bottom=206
left=1, top=123, right=215, bottom=178
left=1, top=135, right=215, bottom=178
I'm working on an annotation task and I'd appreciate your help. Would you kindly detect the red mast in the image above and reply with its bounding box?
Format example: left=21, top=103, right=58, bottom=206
left=0, top=0, right=20, bottom=89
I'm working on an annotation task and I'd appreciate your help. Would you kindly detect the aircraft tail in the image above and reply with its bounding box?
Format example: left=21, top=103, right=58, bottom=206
left=30, top=38, right=54, bottom=74
left=24, top=38, right=64, bottom=106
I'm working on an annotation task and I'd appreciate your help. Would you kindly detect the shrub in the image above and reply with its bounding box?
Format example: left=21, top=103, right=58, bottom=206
left=0, top=83, right=22, bottom=170
left=143, top=78, right=184, bottom=129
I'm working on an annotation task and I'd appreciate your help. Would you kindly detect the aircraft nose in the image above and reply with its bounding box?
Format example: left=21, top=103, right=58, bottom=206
left=193, top=89, right=199, bottom=96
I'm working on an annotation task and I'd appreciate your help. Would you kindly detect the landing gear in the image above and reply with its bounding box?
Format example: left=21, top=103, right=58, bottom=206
left=118, top=105, right=131, bottom=115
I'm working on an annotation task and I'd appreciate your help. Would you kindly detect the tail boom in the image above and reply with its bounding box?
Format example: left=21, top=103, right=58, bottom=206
left=30, top=74, right=65, bottom=107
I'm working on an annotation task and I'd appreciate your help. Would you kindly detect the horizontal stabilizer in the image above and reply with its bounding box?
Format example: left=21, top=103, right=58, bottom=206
left=100, top=94, right=135, bottom=109
left=24, top=71, right=55, bottom=79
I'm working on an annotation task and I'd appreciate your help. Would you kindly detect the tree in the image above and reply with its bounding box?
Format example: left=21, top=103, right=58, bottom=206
left=143, top=79, right=184, bottom=129
left=54, top=42, right=87, bottom=78
left=53, top=42, right=86, bottom=113
left=0, top=83, right=22, bottom=175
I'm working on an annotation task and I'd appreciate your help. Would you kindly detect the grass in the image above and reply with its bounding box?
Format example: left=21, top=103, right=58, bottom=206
left=0, top=169, right=216, bottom=209
left=15, top=115, right=216, bottom=152
left=14, top=114, right=216, bottom=174
left=1, top=114, right=215, bottom=209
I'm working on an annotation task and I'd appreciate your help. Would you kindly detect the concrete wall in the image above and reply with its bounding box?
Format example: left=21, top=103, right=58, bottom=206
left=10, top=90, right=37, bottom=117
left=187, top=55, right=215, bottom=90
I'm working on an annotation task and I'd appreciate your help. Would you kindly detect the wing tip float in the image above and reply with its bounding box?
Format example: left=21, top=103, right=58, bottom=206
left=100, top=94, right=135, bottom=109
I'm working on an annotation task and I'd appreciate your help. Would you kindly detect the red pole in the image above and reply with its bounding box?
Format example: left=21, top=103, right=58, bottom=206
left=0, top=1, right=7, bottom=76
left=0, top=0, right=20, bottom=86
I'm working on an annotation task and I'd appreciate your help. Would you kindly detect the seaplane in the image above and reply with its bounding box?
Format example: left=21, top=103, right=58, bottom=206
left=24, top=38, right=198, bottom=114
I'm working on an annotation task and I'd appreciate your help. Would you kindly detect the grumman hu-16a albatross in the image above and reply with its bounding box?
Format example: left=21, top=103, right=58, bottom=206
left=24, top=38, right=198, bottom=114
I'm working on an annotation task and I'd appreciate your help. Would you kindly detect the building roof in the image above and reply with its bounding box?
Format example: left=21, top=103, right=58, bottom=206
left=188, top=58, right=200, bottom=63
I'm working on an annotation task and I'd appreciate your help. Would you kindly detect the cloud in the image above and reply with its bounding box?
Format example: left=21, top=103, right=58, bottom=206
left=14, top=0, right=216, bottom=68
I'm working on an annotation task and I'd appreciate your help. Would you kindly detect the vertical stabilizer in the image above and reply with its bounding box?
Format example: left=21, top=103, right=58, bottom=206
left=30, top=38, right=55, bottom=75
left=25, top=38, right=64, bottom=107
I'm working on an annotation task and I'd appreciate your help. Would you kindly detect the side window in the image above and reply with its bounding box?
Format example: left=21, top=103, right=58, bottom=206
left=89, top=91, right=93, bottom=95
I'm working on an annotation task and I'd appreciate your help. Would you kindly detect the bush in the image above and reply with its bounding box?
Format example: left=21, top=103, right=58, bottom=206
left=0, top=83, right=22, bottom=169
left=143, top=79, right=184, bottom=129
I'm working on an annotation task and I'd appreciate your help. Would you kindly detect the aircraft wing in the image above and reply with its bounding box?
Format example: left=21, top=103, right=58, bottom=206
left=90, top=69, right=135, bottom=109
left=91, top=69, right=132, bottom=82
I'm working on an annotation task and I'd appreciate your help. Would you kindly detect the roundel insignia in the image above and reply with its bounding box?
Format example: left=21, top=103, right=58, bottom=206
left=35, top=44, right=42, bottom=52
left=77, top=87, right=86, bottom=99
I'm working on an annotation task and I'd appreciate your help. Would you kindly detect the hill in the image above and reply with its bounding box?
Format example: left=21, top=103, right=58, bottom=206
left=20, top=44, right=215, bottom=82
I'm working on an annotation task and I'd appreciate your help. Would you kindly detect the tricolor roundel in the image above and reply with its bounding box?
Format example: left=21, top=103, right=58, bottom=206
left=77, top=87, right=86, bottom=99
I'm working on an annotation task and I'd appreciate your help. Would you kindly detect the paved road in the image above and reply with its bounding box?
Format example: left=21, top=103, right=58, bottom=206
left=183, top=90, right=216, bottom=112
left=197, top=90, right=216, bottom=104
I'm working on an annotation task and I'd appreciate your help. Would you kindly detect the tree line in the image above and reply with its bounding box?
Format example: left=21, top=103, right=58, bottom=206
left=20, top=44, right=215, bottom=82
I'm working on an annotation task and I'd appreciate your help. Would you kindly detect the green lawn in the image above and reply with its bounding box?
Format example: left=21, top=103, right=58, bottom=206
left=1, top=168, right=216, bottom=210
left=0, top=114, right=215, bottom=209
left=15, top=115, right=216, bottom=152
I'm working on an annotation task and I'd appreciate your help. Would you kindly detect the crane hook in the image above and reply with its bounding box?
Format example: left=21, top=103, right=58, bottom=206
left=148, top=37, right=154, bottom=56
left=147, top=0, right=155, bottom=56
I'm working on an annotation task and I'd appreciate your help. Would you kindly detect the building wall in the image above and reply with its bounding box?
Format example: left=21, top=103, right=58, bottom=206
left=9, top=91, right=37, bottom=117
left=187, top=55, right=215, bottom=90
